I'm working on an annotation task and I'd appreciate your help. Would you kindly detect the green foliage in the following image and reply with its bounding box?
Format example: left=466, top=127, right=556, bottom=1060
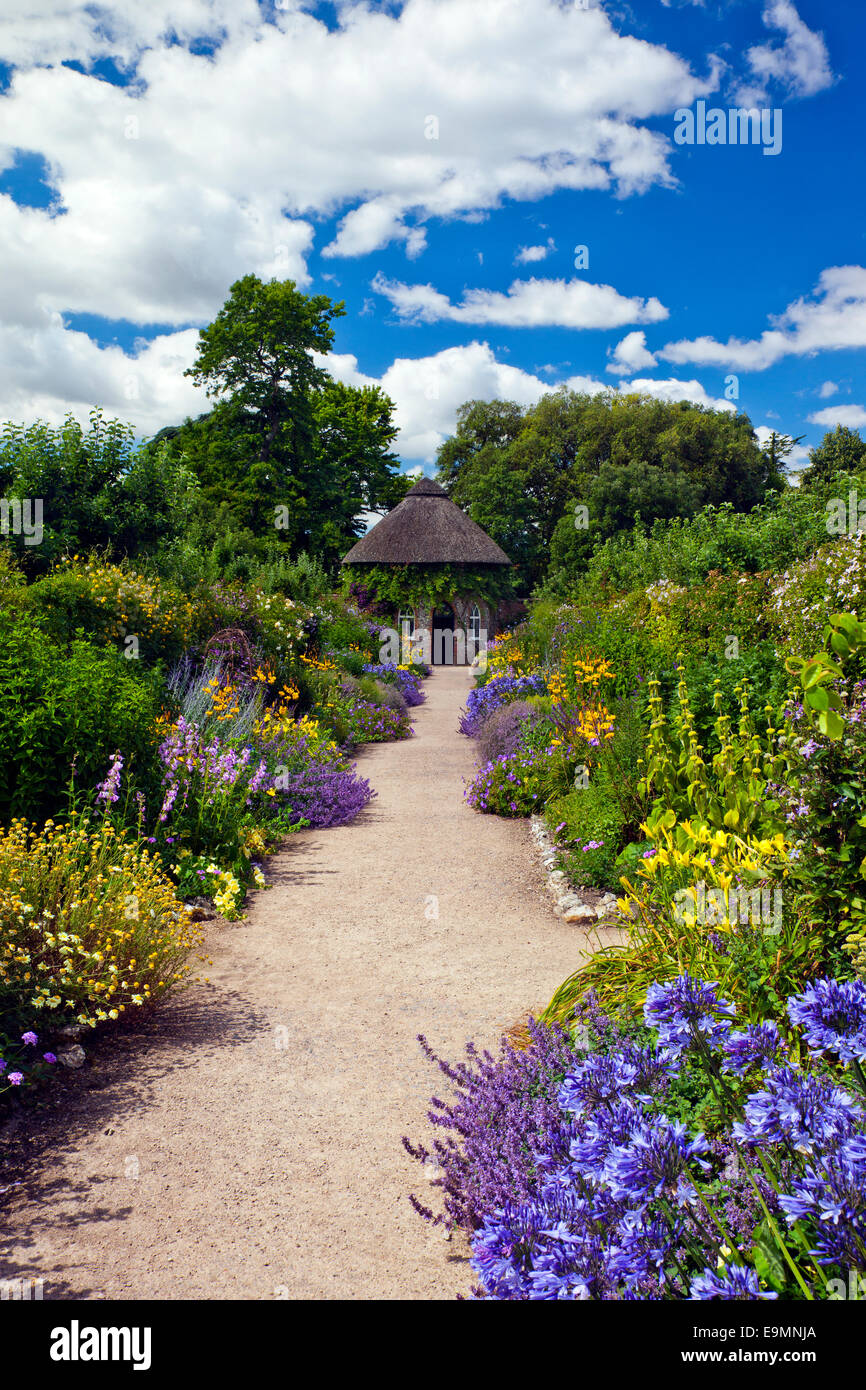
left=800, top=424, right=866, bottom=490
left=165, top=275, right=408, bottom=564
left=639, top=668, right=789, bottom=837
left=546, top=771, right=626, bottom=889
left=0, top=410, right=198, bottom=576
left=0, top=611, right=164, bottom=823
left=342, top=561, right=513, bottom=611
left=438, top=389, right=779, bottom=590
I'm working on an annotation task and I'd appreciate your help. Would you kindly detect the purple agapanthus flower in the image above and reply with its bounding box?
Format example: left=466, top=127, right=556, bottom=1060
left=559, top=1054, right=643, bottom=1115
left=603, top=1114, right=711, bottom=1212
left=721, top=1022, right=782, bottom=1076
left=778, top=1133, right=866, bottom=1266
left=690, top=1264, right=777, bottom=1300
left=644, top=974, right=736, bottom=1056
left=787, top=977, right=866, bottom=1065
left=733, top=1066, right=862, bottom=1155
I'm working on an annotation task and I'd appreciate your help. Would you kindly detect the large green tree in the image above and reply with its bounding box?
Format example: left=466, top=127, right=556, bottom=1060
left=436, top=389, right=781, bottom=589
left=799, top=424, right=866, bottom=490
left=170, top=276, right=406, bottom=564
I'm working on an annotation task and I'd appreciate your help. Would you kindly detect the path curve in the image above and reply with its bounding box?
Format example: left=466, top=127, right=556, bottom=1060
left=1, top=669, right=609, bottom=1300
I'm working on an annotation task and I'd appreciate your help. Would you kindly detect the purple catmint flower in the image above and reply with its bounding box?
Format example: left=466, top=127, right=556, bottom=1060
left=690, top=1264, right=777, bottom=1300
left=787, top=977, right=866, bottom=1065
left=644, top=974, right=736, bottom=1056
left=459, top=675, right=546, bottom=738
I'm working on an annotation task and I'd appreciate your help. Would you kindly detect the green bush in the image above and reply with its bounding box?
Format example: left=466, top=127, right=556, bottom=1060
left=0, top=612, right=164, bottom=823
left=546, top=773, right=626, bottom=889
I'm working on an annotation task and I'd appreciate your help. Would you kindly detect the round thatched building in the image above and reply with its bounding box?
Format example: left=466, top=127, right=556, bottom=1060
left=341, top=476, right=513, bottom=665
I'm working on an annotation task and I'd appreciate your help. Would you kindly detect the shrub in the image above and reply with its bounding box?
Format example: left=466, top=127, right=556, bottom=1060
left=465, top=745, right=571, bottom=817
left=272, top=762, right=375, bottom=829
left=362, top=662, right=426, bottom=707
left=459, top=674, right=546, bottom=737
left=546, top=775, right=626, bottom=889
left=0, top=612, right=164, bottom=824
left=29, top=558, right=194, bottom=666
left=477, top=701, right=546, bottom=766
left=0, top=817, right=202, bottom=1033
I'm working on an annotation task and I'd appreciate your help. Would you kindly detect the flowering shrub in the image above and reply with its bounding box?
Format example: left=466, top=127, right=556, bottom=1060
left=272, top=761, right=375, bottom=829
left=459, top=674, right=546, bottom=738
left=330, top=683, right=412, bottom=743
left=362, top=662, right=426, bottom=707
left=465, top=745, right=570, bottom=817
left=476, top=700, right=551, bottom=767
left=93, top=666, right=378, bottom=914
left=412, top=974, right=866, bottom=1301
left=769, top=532, right=866, bottom=658
left=0, top=817, right=201, bottom=1030
left=32, top=558, right=194, bottom=664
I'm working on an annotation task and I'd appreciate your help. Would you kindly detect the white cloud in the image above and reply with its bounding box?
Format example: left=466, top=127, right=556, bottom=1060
left=0, top=312, right=205, bottom=434
left=808, top=405, right=866, bottom=429
left=818, top=380, right=839, bottom=398
left=606, top=329, right=658, bottom=373
left=0, top=311, right=742, bottom=464
left=617, top=376, right=736, bottom=412
left=660, top=266, right=866, bottom=371
left=514, top=238, right=555, bottom=265
left=371, top=271, right=668, bottom=329
left=739, top=1, right=834, bottom=102
left=0, top=0, right=717, bottom=341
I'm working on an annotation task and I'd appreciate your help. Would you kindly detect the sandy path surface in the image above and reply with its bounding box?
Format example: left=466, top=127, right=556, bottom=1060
left=0, top=668, right=612, bottom=1301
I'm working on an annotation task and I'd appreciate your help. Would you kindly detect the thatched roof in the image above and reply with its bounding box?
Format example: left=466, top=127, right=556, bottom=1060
left=341, top=476, right=511, bottom=566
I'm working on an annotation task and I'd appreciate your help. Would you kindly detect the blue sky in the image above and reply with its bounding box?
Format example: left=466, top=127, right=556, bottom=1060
left=0, top=0, right=863, bottom=478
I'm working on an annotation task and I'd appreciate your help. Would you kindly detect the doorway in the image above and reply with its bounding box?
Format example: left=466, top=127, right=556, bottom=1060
left=431, top=603, right=456, bottom=665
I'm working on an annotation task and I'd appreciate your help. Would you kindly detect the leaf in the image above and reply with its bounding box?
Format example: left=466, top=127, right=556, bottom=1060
left=805, top=685, right=829, bottom=711
left=751, top=1225, right=787, bottom=1294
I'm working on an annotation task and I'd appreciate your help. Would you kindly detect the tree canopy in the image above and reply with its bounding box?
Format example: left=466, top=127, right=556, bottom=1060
left=435, top=389, right=787, bottom=589
left=164, top=276, right=407, bottom=567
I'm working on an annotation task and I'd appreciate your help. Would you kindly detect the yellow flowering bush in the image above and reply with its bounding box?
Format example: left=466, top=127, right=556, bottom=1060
left=32, top=557, right=194, bottom=664
left=0, top=817, right=202, bottom=1029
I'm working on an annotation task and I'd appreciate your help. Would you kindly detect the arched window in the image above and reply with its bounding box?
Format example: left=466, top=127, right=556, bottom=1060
left=468, top=603, right=482, bottom=643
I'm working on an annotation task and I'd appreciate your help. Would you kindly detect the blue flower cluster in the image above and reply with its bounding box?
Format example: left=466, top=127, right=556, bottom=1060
left=459, top=674, right=547, bottom=737
left=362, top=662, right=426, bottom=707
left=466, top=973, right=866, bottom=1300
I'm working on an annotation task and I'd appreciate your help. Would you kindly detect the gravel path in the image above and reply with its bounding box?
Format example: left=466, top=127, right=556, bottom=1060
left=0, top=668, right=613, bottom=1301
